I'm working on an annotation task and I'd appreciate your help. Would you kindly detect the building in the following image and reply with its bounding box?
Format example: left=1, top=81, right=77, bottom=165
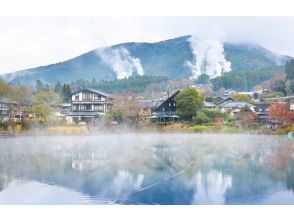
left=218, top=101, right=255, bottom=116
left=66, top=88, right=113, bottom=124
left=254, top=103, right=270, bottom=124
left=150, top=90, right=180, bottom=123
left=204, top=101, right=216, bottom=110
left=235, top=106, right=257, bottom=127
left=263, top=96, right=294, bottom=111
left=0, top=100, right=19, bottom=122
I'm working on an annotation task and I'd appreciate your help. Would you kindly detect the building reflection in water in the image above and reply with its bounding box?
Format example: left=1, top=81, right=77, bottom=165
left=71, top=151, right=107, bottom=172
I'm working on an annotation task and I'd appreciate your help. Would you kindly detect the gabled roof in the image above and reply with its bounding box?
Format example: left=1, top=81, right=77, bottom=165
left=254, top=103, right=270, bottom=112
left=216, top=97, right=236, bottom=106
left=71, top=88, right=111, bottom=97
left=204, top=101, right=216, bottom=108
left=155, top=90, right=180, bottom=110
left=219, top=101, right=254, bottom=109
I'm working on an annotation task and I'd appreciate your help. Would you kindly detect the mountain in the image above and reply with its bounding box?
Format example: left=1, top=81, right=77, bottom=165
left=1, top=35, right=291, bottom=85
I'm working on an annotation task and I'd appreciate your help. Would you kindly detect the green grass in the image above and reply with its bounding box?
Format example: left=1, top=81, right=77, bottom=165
left=188, top=124, right=240, bottom=133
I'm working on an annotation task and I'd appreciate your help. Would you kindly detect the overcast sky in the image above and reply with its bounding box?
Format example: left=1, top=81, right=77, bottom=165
left=0, top=16, right=294, bottom=74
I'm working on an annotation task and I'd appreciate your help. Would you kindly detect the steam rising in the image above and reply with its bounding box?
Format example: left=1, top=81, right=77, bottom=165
left=187, top=36, right=231, bottom=79
left=97, top=47, right=144, bottom=79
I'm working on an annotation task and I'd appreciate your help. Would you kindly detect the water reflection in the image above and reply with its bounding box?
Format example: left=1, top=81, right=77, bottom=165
left=0, top=133, right=293, bottom=204
left=189, top=171, right=232, bottom=204
left=0, top=180, right=99, bottom=205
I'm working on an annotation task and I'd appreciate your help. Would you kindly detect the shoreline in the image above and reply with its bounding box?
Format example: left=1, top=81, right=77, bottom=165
left=0, top=128, right=289, bottom=138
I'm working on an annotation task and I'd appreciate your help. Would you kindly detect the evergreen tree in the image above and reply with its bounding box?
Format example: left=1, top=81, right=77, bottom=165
left=61, top=84, right=72, bottom=102
left=54, top=81, right=62, bottom=95
left=36, top=80, right=45, bottom=93
left=285, top=59, right=294, bottom=81
left=285, top=60, right=294, bottom=94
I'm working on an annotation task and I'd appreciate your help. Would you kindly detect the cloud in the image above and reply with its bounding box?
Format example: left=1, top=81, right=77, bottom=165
left=0, top=17, right=294, bottom=74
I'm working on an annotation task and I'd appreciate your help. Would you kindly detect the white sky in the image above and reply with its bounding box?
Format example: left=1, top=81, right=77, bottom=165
left=0, top=16, right=294, bottom=74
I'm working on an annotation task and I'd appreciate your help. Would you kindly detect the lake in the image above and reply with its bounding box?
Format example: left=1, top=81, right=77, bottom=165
left=0, top=133, right=294, bottom=205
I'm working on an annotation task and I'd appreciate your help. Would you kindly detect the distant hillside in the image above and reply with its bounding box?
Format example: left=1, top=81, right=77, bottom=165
left=1, top=35, right=291, bottom=90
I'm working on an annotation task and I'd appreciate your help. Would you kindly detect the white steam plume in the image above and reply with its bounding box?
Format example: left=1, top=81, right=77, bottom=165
left=187, top=36, right=231, bottom=79
left=96, top=47, right=144, bottom=79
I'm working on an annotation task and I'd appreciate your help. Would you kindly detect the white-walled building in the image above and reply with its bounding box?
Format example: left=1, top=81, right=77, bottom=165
left=66, top=88, right=113, bottom=124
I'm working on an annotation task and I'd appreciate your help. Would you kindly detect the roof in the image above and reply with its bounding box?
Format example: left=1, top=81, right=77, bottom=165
left=264, top=96, right=294, bottom=101
left=204, top=101, right=216, bottom=108
left=65, top=112, right=100, bottom=117
left=219, top=101, right=254, bottom=109
left=152, top=111, right=177, bottom=117
left=216, top=97, right=236, bottom=106
left=0, top=99, right=18, bottom=105
left=155, top=90, right=180, bottom=110
left=254, top=103, right=270, bottom=112
left=71, top=88, right=111, bottom=97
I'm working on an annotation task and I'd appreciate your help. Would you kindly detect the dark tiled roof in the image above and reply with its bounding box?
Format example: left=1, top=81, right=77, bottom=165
left=204, top=101, right=216, bottom=108
left=65, top=112, right=100, bottom=116
left=72, top=88, right=111, bottom=97
left=155, top=90, right=180, bottom=110
left=219, top=101, right=254, bottom=108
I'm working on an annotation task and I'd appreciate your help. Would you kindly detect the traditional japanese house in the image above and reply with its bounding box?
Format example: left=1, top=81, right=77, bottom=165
left=66, top=88, right=113, bottom=124
left=254, top=103, right=270, bottom=124
left=150, top=90, right=180, bottom=123
left=0, top=100, right=18, bottom=122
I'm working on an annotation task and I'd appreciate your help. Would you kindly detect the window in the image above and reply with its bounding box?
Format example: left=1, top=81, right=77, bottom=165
left=86, top=105, right=91, bottom=111
left=73, top=105, right=79, bottom=111
left=163, top=107, right=165, bottom=112
left=75, top=95, right=79, bottom=101
left=94, top=94, right=101, bottom=100
left=94, top=104, right=104, bottom=112
left=82, top=93, right=93, bottom=101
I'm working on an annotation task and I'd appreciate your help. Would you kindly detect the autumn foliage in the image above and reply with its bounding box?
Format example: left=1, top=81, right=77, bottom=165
left=268, top=102, right=294, bottom=125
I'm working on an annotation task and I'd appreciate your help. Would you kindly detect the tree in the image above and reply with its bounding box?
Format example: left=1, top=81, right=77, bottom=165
left=268, top=102, right=294, bottom=125
left=285, top=59, right=294, bottom=81
left=0, top=79, right=9, bottom=98
left=272, top=80, right=287, bottom=96
left=111, top=92, right=143, bottom=124
left=253, top=92, right=259, bottom=100
left=232, top=93, right=252, bottom=103
left=219, top=87, right=226, bottom=94
left=54, top=81, right=62, bottom=95
left=197, top=74, right=210, bottom=84
left=32, top=104, right=51, bottom=124
left=192, top=111, right=212, bottom=124
left=175, top=87, right=204, bottom=120
left=237, top=109, right=257, bottom=128
left=36, top=80, right=46, bottom=93
left=61, top=84, right=72, bottom=102
left=285, top=60, right=294, bottom=94
left=33, top=91, right=60, bottom=105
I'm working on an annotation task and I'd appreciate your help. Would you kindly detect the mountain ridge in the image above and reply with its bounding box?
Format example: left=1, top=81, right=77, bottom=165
left=1, top=35, right=291, bottom=85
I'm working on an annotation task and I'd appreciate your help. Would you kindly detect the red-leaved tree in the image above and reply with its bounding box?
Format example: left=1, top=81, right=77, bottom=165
left=268, top=102, right=294, bottom=125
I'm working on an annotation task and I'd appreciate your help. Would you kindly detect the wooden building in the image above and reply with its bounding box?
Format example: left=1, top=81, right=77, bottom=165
left=150, top=90, right=180, bottom=123
left=66, top=88, right=113, bottom=124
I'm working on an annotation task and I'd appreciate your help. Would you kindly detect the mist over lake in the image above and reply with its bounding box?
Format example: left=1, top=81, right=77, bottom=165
left=0, top=133, right=293, bottom=204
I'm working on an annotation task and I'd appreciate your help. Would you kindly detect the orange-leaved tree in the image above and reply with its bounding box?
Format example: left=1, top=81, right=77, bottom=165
left=268, top=102, right=294, bottom=125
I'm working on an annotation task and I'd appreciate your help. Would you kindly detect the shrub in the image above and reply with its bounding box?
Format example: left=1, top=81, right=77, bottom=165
left=192, top=111, right=212, bottom=124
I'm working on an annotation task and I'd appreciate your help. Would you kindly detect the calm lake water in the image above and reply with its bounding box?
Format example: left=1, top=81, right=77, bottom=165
left=0, top=133, right=294, bottom=205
